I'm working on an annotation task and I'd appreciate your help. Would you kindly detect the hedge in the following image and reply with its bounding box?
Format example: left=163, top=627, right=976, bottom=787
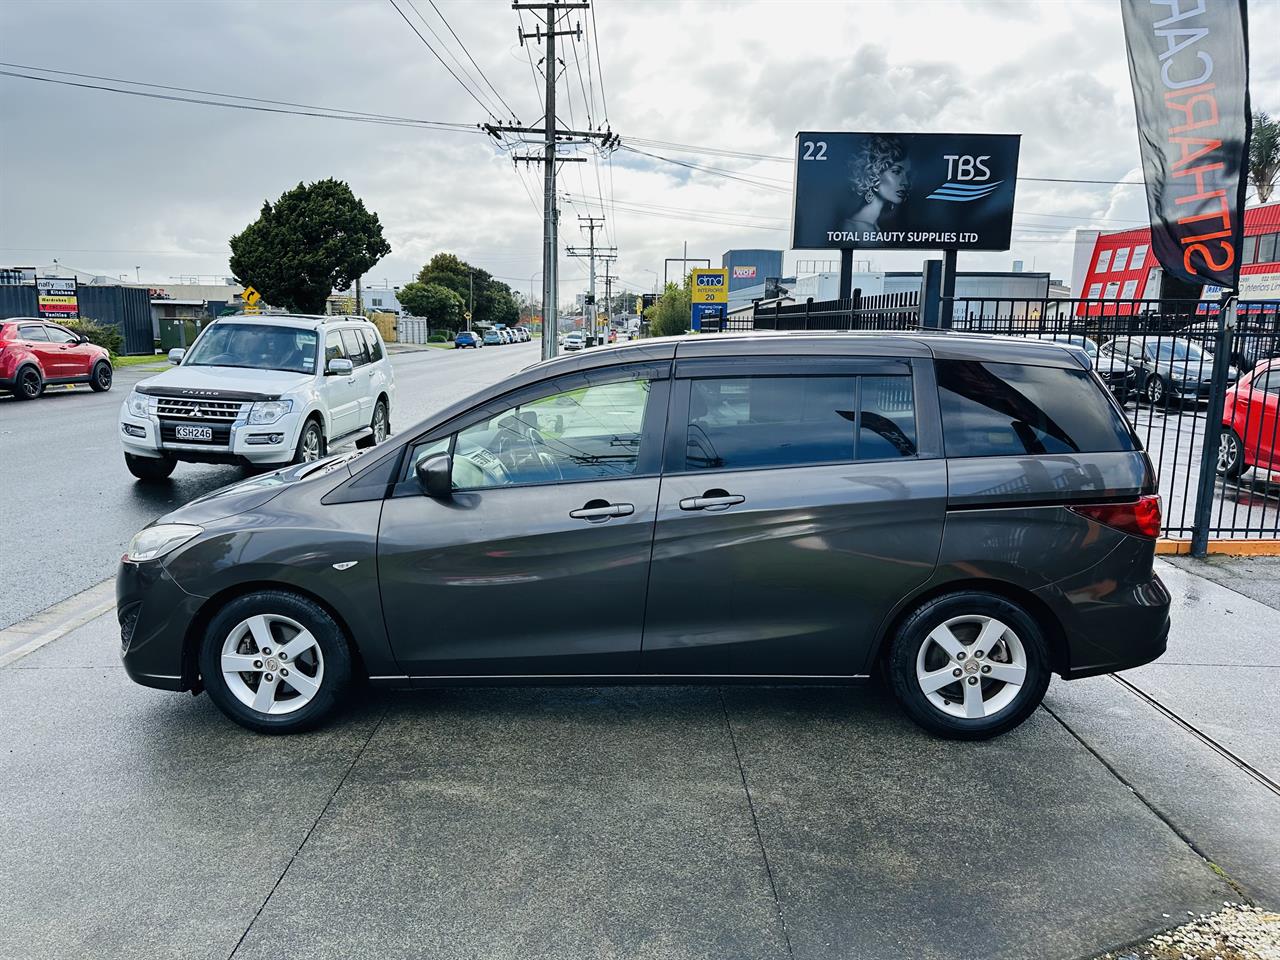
left=59, top=318, right=124, bottom=357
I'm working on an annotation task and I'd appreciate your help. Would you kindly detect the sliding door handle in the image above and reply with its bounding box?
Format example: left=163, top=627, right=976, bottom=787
left=679, top=492, right=746, bottom=512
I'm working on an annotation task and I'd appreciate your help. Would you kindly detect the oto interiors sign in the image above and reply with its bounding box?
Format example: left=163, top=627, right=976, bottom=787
left=791, top=132, right=1021, bottom=251
left=36, top=277, right=78, bottom=317
left=690, top=268, right=728, bottom=303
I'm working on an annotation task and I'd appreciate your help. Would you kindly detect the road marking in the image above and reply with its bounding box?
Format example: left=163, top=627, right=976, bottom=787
left=0, top=579, right=115, bottom=668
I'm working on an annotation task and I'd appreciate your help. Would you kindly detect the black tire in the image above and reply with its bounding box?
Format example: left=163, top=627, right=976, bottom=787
left=89, top=360, right=113, bottom=392
left=293, top=417, right=326, bottom=464
left=125, top=452, right=176, bottom=482
left=1144, top=374, right=1167, bottom=407
left=198, top=590, right=353, bottom=734
left=887, top=591, right=1052, bottom=740
left=12, top=365, right=42, bottom=400
left=1218, top=427, right=1245, bottom=480
left=356, top=398, right=389, bottom=449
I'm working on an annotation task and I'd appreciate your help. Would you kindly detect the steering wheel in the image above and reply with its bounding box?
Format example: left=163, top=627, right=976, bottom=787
left=524, top=427, right=563, bottom=481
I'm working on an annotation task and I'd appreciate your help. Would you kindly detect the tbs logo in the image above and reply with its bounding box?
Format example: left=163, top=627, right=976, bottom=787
left=928, top=155, right=1002, bottom=203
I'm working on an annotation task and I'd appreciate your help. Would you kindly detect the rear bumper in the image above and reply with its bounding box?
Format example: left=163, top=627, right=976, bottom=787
left=1035, top=551, right=1171, bottom=679
left=117, top=557, right=207, bottom=691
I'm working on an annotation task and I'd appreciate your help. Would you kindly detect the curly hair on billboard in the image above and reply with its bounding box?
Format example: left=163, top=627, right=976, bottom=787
left=842, top=135, right=912, bottom=235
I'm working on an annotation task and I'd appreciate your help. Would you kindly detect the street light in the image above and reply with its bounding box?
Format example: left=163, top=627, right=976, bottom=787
left=641, top=269, right=659, bottom=294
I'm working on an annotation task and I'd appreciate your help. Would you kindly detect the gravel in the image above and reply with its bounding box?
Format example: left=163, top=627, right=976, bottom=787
left=1096, top=905, right=1280, bottom=960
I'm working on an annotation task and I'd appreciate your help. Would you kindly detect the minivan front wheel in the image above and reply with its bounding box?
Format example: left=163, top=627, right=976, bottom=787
left=888, top=592, right=1051, bottom=740
left=199, top=591, right=352, bottom=734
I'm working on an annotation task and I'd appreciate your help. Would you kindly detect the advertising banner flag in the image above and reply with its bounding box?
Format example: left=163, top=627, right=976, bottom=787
left=791, top=132, right=1020, bottom=251
left=1121, top=0, right=1250, bottom=290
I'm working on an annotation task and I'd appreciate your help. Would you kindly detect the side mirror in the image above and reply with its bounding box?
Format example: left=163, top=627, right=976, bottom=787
left=168, top=348, right=185, bottom=365
left=327, top=357, right=354, bottom=376
left=76, top=335, right=90, bottom=345
left=415, top=453, right=453, bottom=499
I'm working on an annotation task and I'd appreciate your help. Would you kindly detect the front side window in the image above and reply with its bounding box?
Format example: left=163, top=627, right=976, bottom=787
left=325, top=331, right=347, bottom=367
left=44, top=325, right=76, bottom=344
left=937, top=359, right=1135, bottom=458
left=418, top=378, right=654, bottom=489
left=685, top=374, right=916, bottom=471
left=185, top=323, right=319, bottom=374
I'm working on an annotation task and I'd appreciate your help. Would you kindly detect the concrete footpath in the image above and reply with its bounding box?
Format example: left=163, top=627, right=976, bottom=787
left=0, top=557, right=1277, bottom=960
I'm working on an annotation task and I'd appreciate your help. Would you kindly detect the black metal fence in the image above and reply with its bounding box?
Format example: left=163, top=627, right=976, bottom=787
left=713, top=294, right=1280, bottom=543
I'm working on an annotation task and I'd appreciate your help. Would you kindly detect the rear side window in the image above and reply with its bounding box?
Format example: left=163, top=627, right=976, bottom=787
left=362, top=328, right=384, bottom=362
left=19, top=324, right=48, bottom=342
left=936, top=360, right=1135, bottom=458
left=341, top=329, right=370, bottom=366
left=685, top=375, right=917, bottom=471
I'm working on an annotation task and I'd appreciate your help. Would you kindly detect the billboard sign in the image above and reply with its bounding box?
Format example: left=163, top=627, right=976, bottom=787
left=732, top=265, right=757, bottom=280
left=36, top=277, right=78, bottom=318
left=690, top=268, right=728, bottom=303
left=791, top=132, right=1021, bottom=251
left=1120, top=0, right=1250, bottom=290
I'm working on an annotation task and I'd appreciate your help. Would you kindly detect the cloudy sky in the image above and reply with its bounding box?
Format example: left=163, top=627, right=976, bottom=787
left=2, top=0, right=1277, bottom=302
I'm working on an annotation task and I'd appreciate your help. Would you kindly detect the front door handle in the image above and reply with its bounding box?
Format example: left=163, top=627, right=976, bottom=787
left=679, top=490, right=746, bottom=512
left=569, top=500, right=635, bottom=522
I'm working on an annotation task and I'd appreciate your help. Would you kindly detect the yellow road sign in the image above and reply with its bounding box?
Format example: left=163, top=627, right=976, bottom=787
left=464, top=311, right=472, bottom=322
left=244, top=286, right=261, bottom=305
left=690, top=269, right=728, bottom=303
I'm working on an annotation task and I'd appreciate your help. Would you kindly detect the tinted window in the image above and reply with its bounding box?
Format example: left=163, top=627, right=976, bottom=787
left=19, top=324, right=48, bottom=342
left=1253, top=370, right=1280, bottom=395
left=341, top=328, right=370, bottom=366
left=685, top=375, right=916, bottom=471
left=325, top=332, right=347, bottom=365
left=363, top=328, right=384, bottom=362
left=1244, top=236, right=1258, bottom=265
left=444, top=378, right=653, bottom=488
left=937, top=360, right=1135, bottom=458
left=44, top=325, right=76, bottom=344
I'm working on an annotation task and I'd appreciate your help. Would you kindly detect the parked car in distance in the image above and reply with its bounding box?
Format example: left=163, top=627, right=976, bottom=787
left=1098, top=336, right=1238, bottom=406
left=562, top=330, right=586, bottom=351
left=1181, top=317, right=1280, bottom=374
left=483, top=329, right=503, bottom=346
left=119, top=331, right=1168, bottom=741
left=118, top=314, right=394, bottom=482
left=0, top=318, right=113, bottom=400
left=1027, top=333, right=1136, bottom=401
left=1218, top=358, right=1280, bottom=479
left=454, top=331, right=481, bottom=349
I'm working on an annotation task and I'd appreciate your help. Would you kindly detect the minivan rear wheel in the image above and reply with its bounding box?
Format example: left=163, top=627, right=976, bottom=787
left=888, top=592, right=1051, bottom=740
left=199, top=590, right=352, bottom=734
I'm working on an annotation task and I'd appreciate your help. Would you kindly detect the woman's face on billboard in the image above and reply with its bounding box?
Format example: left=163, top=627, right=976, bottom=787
left=877, top=159, right=910, bottom=204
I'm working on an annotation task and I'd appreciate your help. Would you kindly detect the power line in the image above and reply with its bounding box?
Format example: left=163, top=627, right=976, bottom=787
left=385, top=0, right=501, bottom=121
left=424, top=0, right=521, bottom=122
left=402, top=0, right=509, bottom=122
left=588, top=3, right=608, bottom=123
left=620, top=145, right=792, bottom=194
left=0, top=67, right=481, bottom=133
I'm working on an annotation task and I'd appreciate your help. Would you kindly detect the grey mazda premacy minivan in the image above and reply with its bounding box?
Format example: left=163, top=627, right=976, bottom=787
left=118, top=332, right=1170, bottom=739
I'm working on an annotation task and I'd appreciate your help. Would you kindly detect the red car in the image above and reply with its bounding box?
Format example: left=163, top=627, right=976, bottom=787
left=1219, top=359, right=1280, bottom=478
left=0, top=317, right=113, bottom=400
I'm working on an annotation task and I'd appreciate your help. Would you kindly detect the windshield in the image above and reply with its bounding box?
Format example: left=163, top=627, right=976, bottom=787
left=1043, top=335, right=1098, bottom=360
left=185, top=323, right=319, bottom=374
left=1154, top=340, right=1204, bottom=362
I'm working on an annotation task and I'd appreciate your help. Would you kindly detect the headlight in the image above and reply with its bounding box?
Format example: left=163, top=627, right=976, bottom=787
left=126, top=523, right=202, bottom=562
left=126, top=391, right=150, bottom=418
left=248, top=399, right=293, bottom=424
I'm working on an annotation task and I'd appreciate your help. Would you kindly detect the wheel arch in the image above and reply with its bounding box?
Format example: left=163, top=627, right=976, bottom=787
left=872, top=577, right=1070, bottom=677
left=181, top=580, right=368, bottom=690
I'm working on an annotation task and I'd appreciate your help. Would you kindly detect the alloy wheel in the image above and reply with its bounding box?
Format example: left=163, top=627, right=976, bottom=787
left=220, top=613, right=325, bottom=716
left=915, top=615, right=1027, bottom=720
left=373, top=404, right=388, bottom=443
left=1218, top=432, right=1241, bottom=474
left=301, top=426, right=322, bottom=462
left=20, top=369, right=40, bottom=398
left=1146, top=376, right=1164, bottom=405
left=96, top=365, right=112, bottom=389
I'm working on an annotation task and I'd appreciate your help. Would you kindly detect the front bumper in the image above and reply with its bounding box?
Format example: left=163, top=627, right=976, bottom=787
left=117, top=557, right=207, bottom=691
left=119, top=401, right=303, bottom=465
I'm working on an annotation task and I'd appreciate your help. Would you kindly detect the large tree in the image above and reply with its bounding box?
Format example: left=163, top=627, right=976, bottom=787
left=644, top=281, right=691, bottom=338
left=416, top=252, right=520, bottom=328
left=229, top=179, right=391, bottom=314
left=398, top=280, right=463, bottom=330
left=1250, top=112, right=1280, bottom=205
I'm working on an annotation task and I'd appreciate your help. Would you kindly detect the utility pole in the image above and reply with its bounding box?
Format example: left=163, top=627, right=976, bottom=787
left=602, top=259, right=614, bottom=339
left=468, top=269, right=474, bottom=331
left=500, top=1, right=619, bottom=360
left=566, top=215, right=610, bottom=345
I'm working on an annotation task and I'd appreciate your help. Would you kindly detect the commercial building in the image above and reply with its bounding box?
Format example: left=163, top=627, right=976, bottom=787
left=721, top=249, right=784, bottom=296
left=1071, top=201, right=1280, bottom=306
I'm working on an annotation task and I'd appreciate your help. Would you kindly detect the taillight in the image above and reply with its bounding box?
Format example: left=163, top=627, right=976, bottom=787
left=1069, top=495, right=1161, bottom=539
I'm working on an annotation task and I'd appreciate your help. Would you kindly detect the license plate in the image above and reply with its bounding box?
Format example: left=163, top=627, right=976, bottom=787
left=175, top=425, right=213, bottom=441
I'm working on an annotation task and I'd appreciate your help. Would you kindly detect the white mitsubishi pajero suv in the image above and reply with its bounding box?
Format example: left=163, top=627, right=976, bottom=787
left=118, top=314, right=395, bottom=481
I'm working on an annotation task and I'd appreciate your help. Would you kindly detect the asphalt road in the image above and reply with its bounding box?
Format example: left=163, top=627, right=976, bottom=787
left=0, top=341, right=540, bottom=630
